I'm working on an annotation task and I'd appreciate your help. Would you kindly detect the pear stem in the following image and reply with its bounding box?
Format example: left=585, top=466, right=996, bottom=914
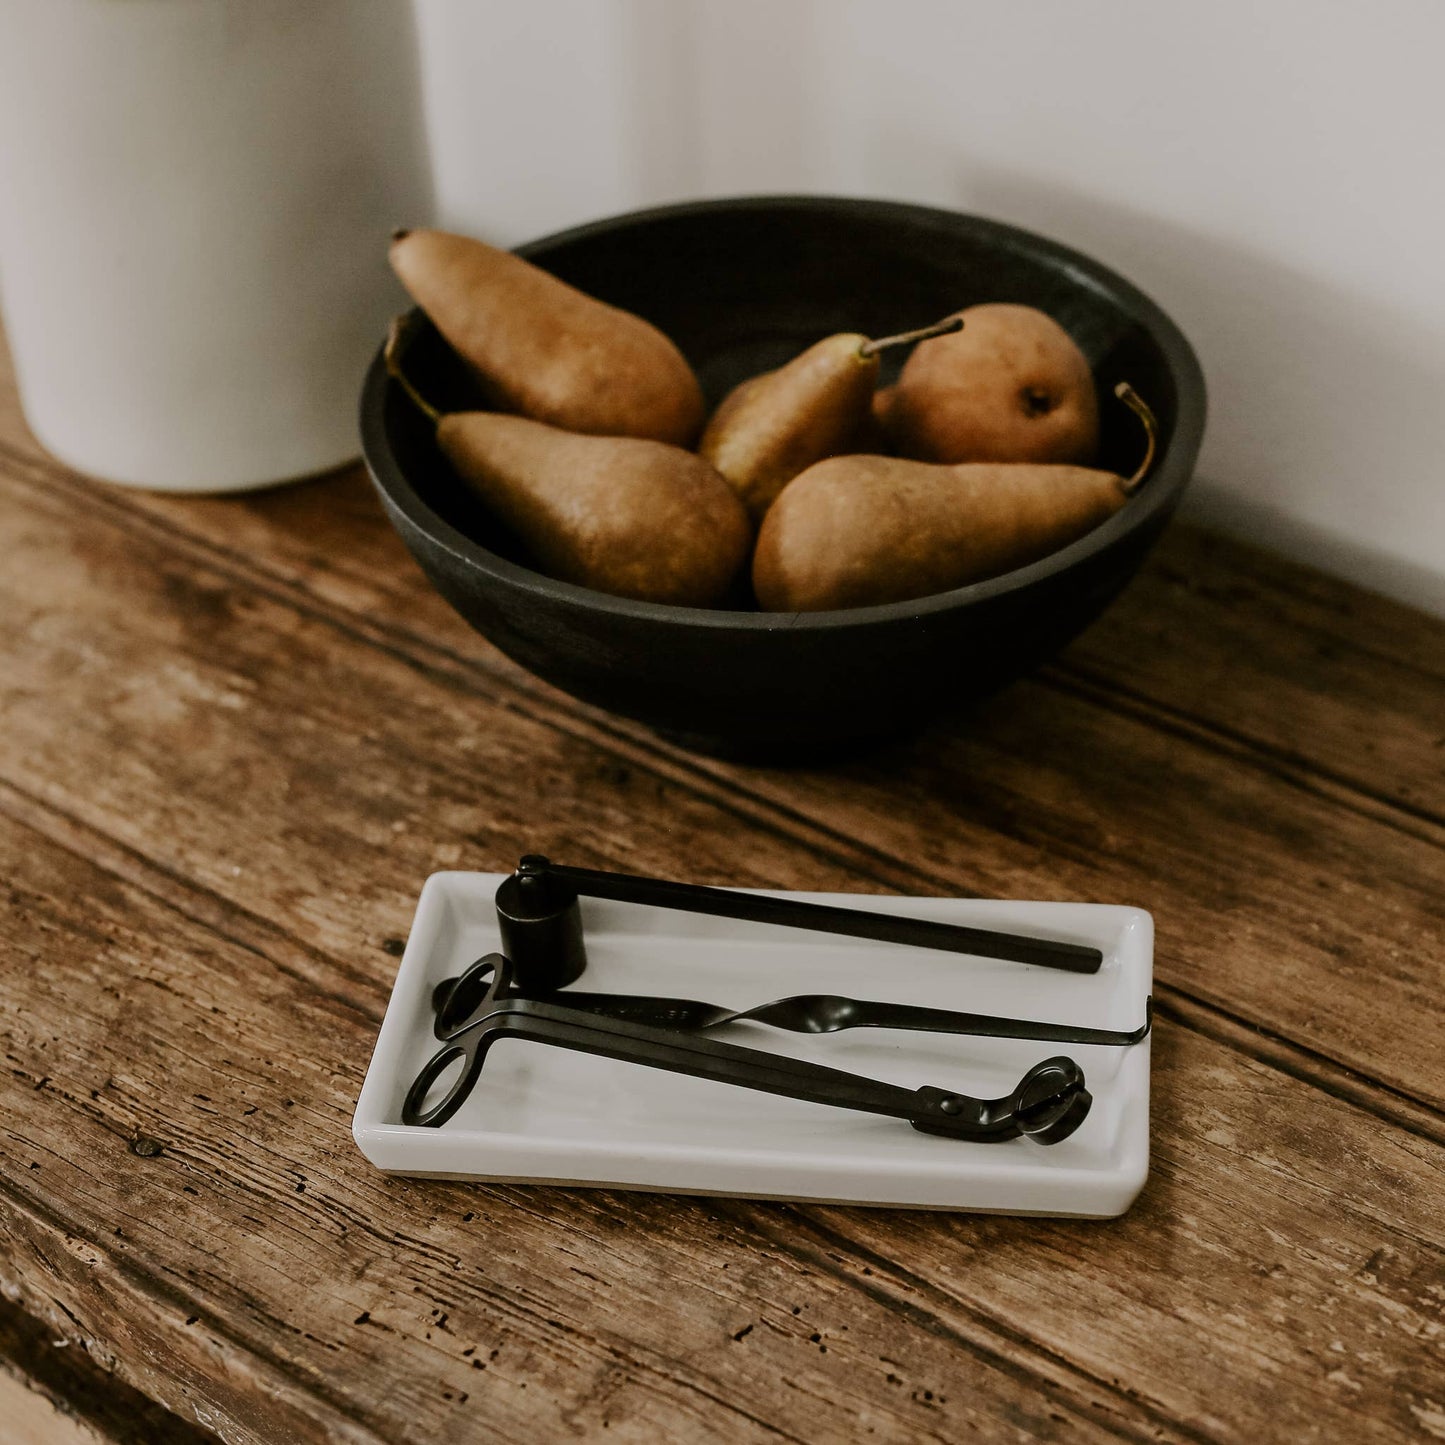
left=858, top=314, right=963, bottom=359
left=1115, top=381, right=1159, bottom=494
left=384, top=315, right=443, bottom=428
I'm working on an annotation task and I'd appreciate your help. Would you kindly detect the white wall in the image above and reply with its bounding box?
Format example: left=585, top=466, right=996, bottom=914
left=417, top=0, right=1445, bottom=616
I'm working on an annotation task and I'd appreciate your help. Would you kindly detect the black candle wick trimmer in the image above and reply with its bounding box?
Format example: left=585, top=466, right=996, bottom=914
left=403, top=954, right=1094, bottom=1144
left=496, top=854, right=1103, bottom=992
left=398, top=857, right=1145, bottom=1144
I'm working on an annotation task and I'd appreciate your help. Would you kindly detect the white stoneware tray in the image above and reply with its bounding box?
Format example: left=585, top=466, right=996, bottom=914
left=353, top=872, right=1152, bottom=1216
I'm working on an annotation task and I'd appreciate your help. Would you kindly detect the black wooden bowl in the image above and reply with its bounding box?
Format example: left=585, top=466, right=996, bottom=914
left=360, top=196, right=1206, bottom=760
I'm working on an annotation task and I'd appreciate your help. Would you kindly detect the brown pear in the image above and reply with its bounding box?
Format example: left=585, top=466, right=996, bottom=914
left=440, top=415, right=749, bottom=606
left=871, top=383, right=899, bottom=437
left=883, top=303, right=1099, bottom=466
left=754, top=384, right=1155, bottom=611
left=390, top=228, right=704, bottom=446
left=698, top=317, right=961, bottom=522
left=385, top=322, right=748, bottom=608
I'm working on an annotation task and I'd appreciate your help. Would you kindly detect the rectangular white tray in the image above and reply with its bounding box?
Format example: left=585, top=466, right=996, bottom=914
left=353, top=872, right=1152, bottom=1216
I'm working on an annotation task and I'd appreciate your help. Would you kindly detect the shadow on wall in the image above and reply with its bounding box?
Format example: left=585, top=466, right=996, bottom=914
left=871, top=149, right=1445, bottom=615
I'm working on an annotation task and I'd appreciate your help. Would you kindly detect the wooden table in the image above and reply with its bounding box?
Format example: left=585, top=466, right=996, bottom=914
left=1, top=337, right=1441, bottom=1445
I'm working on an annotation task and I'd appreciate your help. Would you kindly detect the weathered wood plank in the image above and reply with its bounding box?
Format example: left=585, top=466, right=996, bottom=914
left=0, top=1295, right=215, bottom=1445
left=1059, top=525, right=1444, bottom=817
left=4, top=814, right=1180, bottom=1445
left=2, top=809, right=1440, bottom=1445
left=0, top=463, right=1438, bottom=1117
left=688, top=675, right=1445, bottom=1112
left=0, top=467, right=895, bottom=982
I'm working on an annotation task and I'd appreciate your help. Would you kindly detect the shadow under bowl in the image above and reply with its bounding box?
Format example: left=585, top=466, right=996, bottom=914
left=359, top=196, right=1206, bottom=761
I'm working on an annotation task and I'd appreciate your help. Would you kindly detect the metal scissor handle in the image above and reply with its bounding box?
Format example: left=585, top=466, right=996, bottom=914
left=402, top=955, right=1091, bottom=1144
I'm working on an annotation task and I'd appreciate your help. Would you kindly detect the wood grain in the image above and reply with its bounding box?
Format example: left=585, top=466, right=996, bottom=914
left=0, top=455, right=1438, bottom=1112
left=0, top=1294, right=213, bottom=1445
left=3, top=809, right=1442, bottom=1445
left=0, top=335, right=1442, bottom=1443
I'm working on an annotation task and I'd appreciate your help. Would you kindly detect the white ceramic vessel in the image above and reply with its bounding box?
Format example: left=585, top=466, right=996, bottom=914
left=0, top=0, right=431, bottom=491
left=354, top=873, right=1153, bottom=1216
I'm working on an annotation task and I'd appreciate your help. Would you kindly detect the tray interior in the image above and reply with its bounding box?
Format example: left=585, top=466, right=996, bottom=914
left=354, top=874, right=1152, bottom=1211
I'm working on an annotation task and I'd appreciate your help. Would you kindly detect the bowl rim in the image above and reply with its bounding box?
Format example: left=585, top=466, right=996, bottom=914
left=360, top=193, right=1207, bottom=633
